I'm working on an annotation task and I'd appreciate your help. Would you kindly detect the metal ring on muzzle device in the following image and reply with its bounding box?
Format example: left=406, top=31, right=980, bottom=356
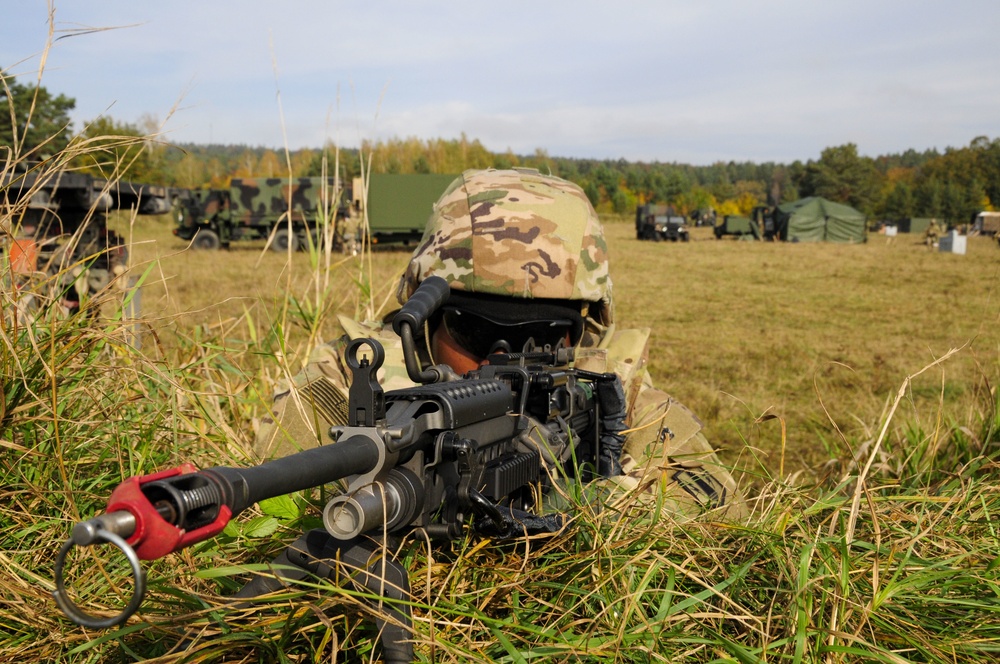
left=322, top=468, right=423, bottom=540
left=53, top=530, right=146, bottom=629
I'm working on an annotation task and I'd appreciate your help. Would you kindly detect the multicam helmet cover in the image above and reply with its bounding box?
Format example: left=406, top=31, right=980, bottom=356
left=398, top=168, right=613, bottom=323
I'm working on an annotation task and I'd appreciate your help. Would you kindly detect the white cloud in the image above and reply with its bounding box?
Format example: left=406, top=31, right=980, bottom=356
left=3, top=0, right=999, bottom=163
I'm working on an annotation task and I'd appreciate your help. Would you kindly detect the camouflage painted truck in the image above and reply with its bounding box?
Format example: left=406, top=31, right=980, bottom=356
left=174, top=174, right=459, bottom=252
left=173, top=177, right=345, bottom=251
left=2, top=171, right=172, bottom=315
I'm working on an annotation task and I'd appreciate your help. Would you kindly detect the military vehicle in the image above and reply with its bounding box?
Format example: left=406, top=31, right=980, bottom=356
left=2, top=171, right=172, bottom=315
left=635, top=203, right=689, bottom=242
left=689, top=208, right=717, bottom=227
left=714, top=214, right=761, bottom=240
left=710, top=206, right=778, bottom=241
left=173, top=177, right=346, bottom=251
left=972, top=211, right=1000, bottom=237
left=353, top=173, right=459, bottom=247
left=879, top=217, right=933, bottom=235
left=174, top=174, right=457, bottom=252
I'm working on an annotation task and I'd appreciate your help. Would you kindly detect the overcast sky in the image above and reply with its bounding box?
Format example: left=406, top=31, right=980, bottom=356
left=4, top=1, right=1000, bottom=165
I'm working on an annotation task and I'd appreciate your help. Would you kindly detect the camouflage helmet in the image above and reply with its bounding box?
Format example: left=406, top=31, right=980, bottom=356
left=398, top=168, right=613, bottom=324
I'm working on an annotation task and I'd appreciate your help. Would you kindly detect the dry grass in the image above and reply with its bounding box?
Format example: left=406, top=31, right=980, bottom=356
left=118, top=214, right=1000, bottom=482
left=7, top=10, right=997, bottom=662
left=4, top=203, right=998, bottom=664
left=622, top=225, right=999, bottom=482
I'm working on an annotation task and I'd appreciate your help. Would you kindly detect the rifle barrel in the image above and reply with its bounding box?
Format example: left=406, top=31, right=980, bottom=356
left=206, top=434, right=382, bottom=514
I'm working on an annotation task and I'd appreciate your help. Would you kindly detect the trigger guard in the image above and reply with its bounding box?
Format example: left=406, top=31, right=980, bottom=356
left=53, top=529, right=147, bottom=629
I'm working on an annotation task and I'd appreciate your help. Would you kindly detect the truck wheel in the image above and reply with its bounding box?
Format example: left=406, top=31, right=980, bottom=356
left=192, top=229, right=221, bottom=250
left=297, top=228, right=319, bottom=251
left=272, top=228, right=299, bottom=252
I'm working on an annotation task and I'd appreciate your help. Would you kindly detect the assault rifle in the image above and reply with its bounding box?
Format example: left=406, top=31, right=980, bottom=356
left=53, top=276, right=627, bottom=663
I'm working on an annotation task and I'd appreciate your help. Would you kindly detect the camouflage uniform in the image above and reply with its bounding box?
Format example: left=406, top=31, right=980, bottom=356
left=924, top=219, right=942, bottom=247
left=256, top=168, right=744, bottom=521
left=340, top=203, right=362, bottom=256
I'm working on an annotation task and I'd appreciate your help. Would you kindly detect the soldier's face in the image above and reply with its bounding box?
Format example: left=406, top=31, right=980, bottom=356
left=430, top=323, right=483, bottom=375
left=430, top=310, right=574, bottom=376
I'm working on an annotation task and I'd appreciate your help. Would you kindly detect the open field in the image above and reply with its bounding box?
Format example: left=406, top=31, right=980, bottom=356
left=4, top=59, right=998, bottom=657
left=2, top=209, right=998, bottom=662
left=120, top=214, right=1000, bottom=482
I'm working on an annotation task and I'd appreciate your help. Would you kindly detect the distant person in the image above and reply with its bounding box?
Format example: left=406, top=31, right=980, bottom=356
left=339, top=201, right=362, bottom=256
left=924, top=218, right=942, bottom=247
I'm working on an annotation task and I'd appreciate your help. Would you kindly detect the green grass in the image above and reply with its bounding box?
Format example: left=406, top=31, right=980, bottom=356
left=4, top=99, right=1000, bottom=661
left=3, top=204, right=999, bottom=662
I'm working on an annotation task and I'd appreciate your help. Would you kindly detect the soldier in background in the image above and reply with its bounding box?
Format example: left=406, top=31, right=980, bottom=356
left=924, top=218, right=942, bottom=247
left=256, top=168, right=744, bottom=521
left=340, top=201, right=362, bottom=256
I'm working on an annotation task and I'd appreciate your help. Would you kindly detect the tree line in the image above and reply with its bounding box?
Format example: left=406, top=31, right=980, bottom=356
left=3, top=72, right=997, bottom=225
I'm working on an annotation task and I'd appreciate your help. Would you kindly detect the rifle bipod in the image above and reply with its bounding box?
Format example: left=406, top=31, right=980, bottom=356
left=233, top=529, right=413, bottom=663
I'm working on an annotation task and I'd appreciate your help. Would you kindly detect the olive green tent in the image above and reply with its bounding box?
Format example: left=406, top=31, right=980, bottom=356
left=775, top=197, right=867, bottom=243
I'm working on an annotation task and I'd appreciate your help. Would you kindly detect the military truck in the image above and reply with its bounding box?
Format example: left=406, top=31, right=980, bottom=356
left=173, top=177, right=346, bottom=251
left=714, top=214, right=761, bottom=240
left=175, top=174, right=457, bottom=252
left=635, top=203, right=689, bottom=242
left=352, top=173, right=458, bottom=247
left=2, top=171, right=171, bottom=315
left=972, top=211, right=1000, bottom=237
left=885, top=218, right=936, bottom=235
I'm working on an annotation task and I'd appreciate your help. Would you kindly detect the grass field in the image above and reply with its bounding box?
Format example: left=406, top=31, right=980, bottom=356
left=4, top=208, right=1000, bottom=663
left=121, top=214, right=1000, bottom=483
